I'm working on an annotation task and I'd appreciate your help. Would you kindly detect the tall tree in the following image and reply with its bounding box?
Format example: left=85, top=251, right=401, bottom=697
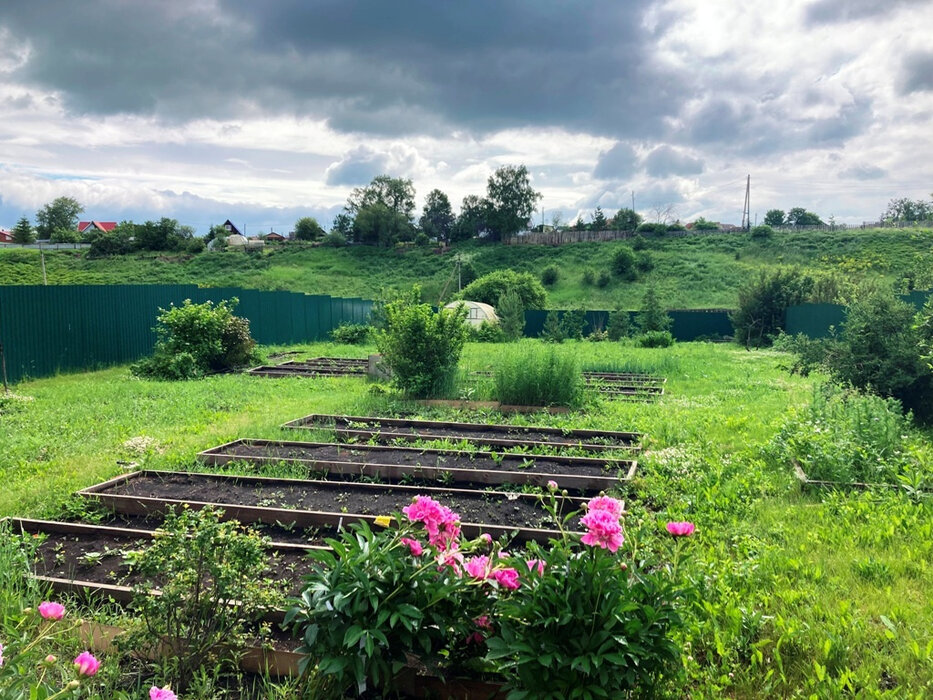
left=883, top=197, right=933, bottom=223
left=35, top=196, right=84, bottom=239
left=763, top=209, right=785, bottom=227
left=484, top=165, right=542, bottom=241
left=610, top=208, right=641, bottom=231
left=346, top=175, right=416, bottom=220
left=11, top=216, right=35, bottom=244
left=591, top=206, right=608, bottom=231
left=352, top=203, right=413, bottom=247
left=453, top=195, right=489, bottom=242
left=786, top=207, right=823, bottom=227
left=419, top=189, right=455, bottom=243
left=294, top=216, right=325, bottom=241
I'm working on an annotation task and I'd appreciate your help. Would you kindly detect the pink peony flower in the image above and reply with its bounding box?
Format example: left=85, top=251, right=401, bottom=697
left=38, top=601, right=65, bottom=621
left=480, top=533, right=493, bottom=544
left=474, top=614, right=493, bottom=630
left=436, top=547, right=464, bottom=577
left=150, top=687, right=178, bottom=700
left=403, top=496, right=461, bottom=551
left=586, top=496, right=624, bottom=518
left=44, top=654, right=57, bottom=664
left=666, top=521, right=696, bottom=537
left=466, top=631, right=485, bottom=645
left=546, top=480, right=558, bottom=491
left=493, top=567, right=521, bottom=590
left=400, top=537, right=424, bottom=556
left=464, top=555, right=490, bottom=580
left=580, top=509, right=624, bottom=553
left=74, top=651, right=100, bottom=676
left=525, top=559, right=546, bottom=575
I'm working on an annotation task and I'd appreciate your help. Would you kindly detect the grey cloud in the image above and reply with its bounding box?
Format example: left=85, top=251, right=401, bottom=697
left=593, top=143, right=637, bottom=180
left=839, top=164, right=886, bottom=180
left=900, top=51, right=933, bottom=94
left=324, top=147, right=389, bottom=186
left=642, top=145, right=703, bottom=177
left=0, top=0, right=688, bottom=138
left=804, top=0, right=927, bottom=25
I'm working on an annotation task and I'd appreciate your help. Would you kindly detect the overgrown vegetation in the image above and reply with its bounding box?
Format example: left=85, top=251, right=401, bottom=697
left=492, top=344, right=584, bottom=407
left=131, top=298, right=258, bottom=380
left=329, top=322, right=370, bottom=345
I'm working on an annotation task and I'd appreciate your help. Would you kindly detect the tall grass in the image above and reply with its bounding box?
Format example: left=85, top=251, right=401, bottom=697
left=492, top=344, right=584, bottom=407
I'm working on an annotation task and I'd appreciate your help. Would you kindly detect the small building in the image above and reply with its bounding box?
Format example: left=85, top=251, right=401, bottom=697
left=0, top=228, right=13, bottom=243
left=222, top=219, right=244, bottom=236
left=265, top=232, right=286, bottom=242
left=77, top=221, right=117, bottom=234
left=225, top=233, right=249, bottom=247
left=444, top=300, right=499, bottom=328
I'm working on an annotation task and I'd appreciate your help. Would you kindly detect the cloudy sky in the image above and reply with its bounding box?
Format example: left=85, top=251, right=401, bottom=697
left=1, top=0, right=931, bottom=233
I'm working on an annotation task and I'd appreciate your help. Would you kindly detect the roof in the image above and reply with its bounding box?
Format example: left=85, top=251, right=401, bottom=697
left=77, top=221, right=117, bottom=233
left=0, top=228, right=12, bottom=243
left=265, top=232, right=286, bottom=240
left=223, top=219, right=243, bottom=236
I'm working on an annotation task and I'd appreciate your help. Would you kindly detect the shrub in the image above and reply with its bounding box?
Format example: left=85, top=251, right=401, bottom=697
left=771, top=384, right=923, bottom=484
left=539, top=310, right=564, bottom=343
left=559, top=308, right=586, bottom=340
left=376, top=286, right=469, bottom=397
left=459, top=270, right=547, bottom=309
left=596, top=269, right=611, bottom=288
left=611, top=246, right=637, bottom=279
left=637, top=286, right=672, bottom=333
left=581, top=267, right=596, bottom=285
left=331, top=322, right=370, bottom=344
left=496, top=289, right=525, bottom=341
left=637, top=330, right=675, bottom=348
left=468, top=320, right=506, bottom=342
left=636, top=222, right=667, bottom=234
left=731, top=268, right=811, bottom=348
left=540, top=265, right=559, bottom=286
left=631, top=234, right=649, bottom=250
left=88, top=231, right=133, bottom=257
left=635, top=250, right=655, bottom=272
left=493, top=345, right=583, bottom=407
left=414, top=231, right=431, bottom=246
left=750, top=224, right=774, bottom=238
left=827, top=291, right=931, bottom=418
left=666, top=222, right=686, bottom=232
left=321, top=231, right=347, bottom=247
left=126, top=507, right=276, bottom=690
left=131, top=298, right=258, bottom=380
left=607, top=308, right=631, bottom=340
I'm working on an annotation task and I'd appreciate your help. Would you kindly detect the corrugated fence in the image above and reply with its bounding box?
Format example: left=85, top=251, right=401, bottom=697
left=522, top=308, right=734, bottom=341
left=0, top=285, right=372, bottom=384
left=785, top=290, right=932, bottom=339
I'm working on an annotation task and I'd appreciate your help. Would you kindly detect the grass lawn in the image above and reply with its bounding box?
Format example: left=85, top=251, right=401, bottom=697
left=2, top=339, right=932, bottom=697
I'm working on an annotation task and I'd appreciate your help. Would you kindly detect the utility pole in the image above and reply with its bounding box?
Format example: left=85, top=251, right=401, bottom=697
left=631, top=191, right=635, bottom=212
left=40, top=246, right=47, bottom=285
left=741, top=175, right=751, bottom=231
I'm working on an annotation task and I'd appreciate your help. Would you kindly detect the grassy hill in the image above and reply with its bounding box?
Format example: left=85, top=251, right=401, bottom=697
left=1, top=227, right=931, bottom=309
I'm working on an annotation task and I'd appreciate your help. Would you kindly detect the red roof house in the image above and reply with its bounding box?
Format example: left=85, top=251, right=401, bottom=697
left=77, top=221, right=117, bottom=234
left=0, top=228, right=13, bottom=243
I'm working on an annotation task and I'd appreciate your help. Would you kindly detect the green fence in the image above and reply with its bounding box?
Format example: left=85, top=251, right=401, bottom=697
left=785, top=290, right=932, bottom=339
left=0, top=285, right=372, bottom=384
left=522, top=308, right=733, bottom=341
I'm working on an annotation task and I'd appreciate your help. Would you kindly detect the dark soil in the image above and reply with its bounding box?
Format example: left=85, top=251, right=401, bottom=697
left=209, top=440, right=623, bottom=477
left=31, top=526, right=316, bottom=598
left=97, top=472, right=578, bottom=530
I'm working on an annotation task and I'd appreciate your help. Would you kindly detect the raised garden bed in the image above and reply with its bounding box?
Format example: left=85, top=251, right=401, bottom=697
left=7, top=517, right=319, bottom=600
left=282, top=413, right=641, bottom=453
left=197, top=439, right=635, bottom=492
left=246, top=365, right=365, bottom=378
left=79, top=471, right=587, bottom=542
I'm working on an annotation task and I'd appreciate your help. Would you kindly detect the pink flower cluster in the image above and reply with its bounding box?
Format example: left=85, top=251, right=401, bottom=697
left=580, top=496, right=625, bottom=553
left=666, top=521, right=696, bottom=537
left=74, top=651, right=100, bottom=676
left=403, top=496, right=461, bottom=551
left=150, top=686, right=178, bottom=700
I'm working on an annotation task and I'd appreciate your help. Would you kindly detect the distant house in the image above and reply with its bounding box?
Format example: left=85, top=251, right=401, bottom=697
left=265, top=232, right=286, bottom=242
left=222, top=220, right=244, bottom=237
left=0, top=228, right=13, bottom=243
left=77, top=221, right=117, bottom=234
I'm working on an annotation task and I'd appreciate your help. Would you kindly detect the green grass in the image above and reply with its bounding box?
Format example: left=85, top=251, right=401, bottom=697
left=3, top=227, right=932, bottom=309
left=3, top=339, right=933, bottom=696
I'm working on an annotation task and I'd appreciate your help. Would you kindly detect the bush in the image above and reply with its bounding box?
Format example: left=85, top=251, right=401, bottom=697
left=376, top=286, right=469, bottom=397
left=611, top=246, right=637, bottom=279
left=771, top=384, right=924, bottom=484
left=414, top=231, right=431, bottom=246
left=540, top=265, right=559, bottom=286
left=637, top=330, right=675, bottom=348
left=88, top=231, right=133, bottom=257
left=581, top=267, right=596, bottom=285
left=321, top=231, right=347, bottom=247
left=126, top=507, right=276, bottom=690
left=666, top=222, right=686, bottom=232
left=750, top=224, right=774, bottom=238
left=731, top=268, right=811, bottom=348
left=131, top=298, right=258, bottom=380
left=493, top=345, right=583, bottom=407
left=559, top=308, right=586, bottom=340
left=459, top=270, right=547, bottom=309
left=331, top=322, right=370, bottom=344
left=636, top=222, right=667, bottom=234
left=637, top=286, right=672, bottom=333
left=596, top=270, right=611, bottom=288
left=185, top=237, right=206, bottom=254
left=496, top=289, right=525, bottom=341
left=468, top=320, right=506, bottom=342
left=539, top=310, right=564, bottom=343
left=607, top=308, right=631, bottom=340
left=635, top=250, right=655, bottom=272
